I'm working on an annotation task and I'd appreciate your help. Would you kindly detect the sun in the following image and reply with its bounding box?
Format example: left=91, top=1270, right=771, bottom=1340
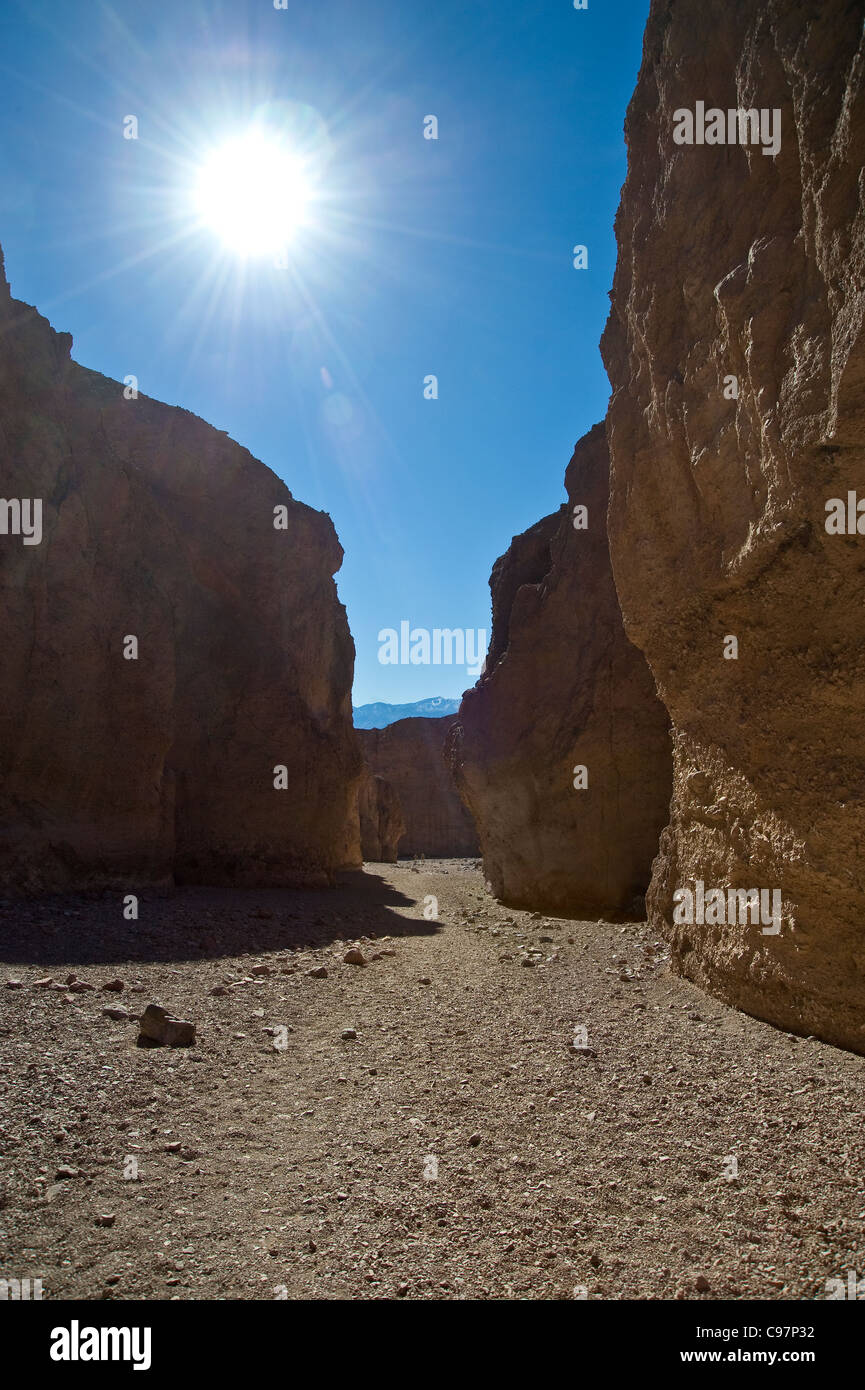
left=193, top=130, right=312, bottom=257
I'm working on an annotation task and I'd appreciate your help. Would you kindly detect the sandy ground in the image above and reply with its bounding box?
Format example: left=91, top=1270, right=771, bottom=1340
left=0, top=860, right=862, bottom=1301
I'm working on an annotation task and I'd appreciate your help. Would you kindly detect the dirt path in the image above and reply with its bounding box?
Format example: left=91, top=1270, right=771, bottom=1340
left=1, top=861, right=862, bottom=1301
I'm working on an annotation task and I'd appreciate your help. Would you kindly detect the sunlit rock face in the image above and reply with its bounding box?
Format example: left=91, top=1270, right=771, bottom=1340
left=358, top=717, right=478, bottom=858
left=0, top=244, right=362, bottom=890
left=601, top=0, right=865, bottom=1050
left=357, top=770, right=405, bottom=863
left=449, top=423, right=672, bottom=916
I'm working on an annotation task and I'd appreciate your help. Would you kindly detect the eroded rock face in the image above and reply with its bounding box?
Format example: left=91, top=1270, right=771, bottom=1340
left=357, top=771, right=405, bottom=863
left=358, top=717, right=478, bottom=858
left=0, top=245, right=362, bottom=890
left=448, top=424, right=672, bottom=915
left=601, top=1, right=865, bottom=1050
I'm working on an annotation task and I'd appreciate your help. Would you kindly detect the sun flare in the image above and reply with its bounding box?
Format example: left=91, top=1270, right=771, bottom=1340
left=193, top=130, right=312, bottom=257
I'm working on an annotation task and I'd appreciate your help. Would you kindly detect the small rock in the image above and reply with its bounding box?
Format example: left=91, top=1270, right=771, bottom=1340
left=468, top=1133, right=482, bottom=1147
left=418, top=976, right=431, bottom=985
left=5, top=979, right=24, bottom=989
left=102, top=1007, right=129, bottom=1021
left=306, top=966, right=328, bottom=979
left=68, top=980, right=95, bottom=993
left=95, top=1213, right=116, bottom=1227
left=343, top=949, right=366, bottom=966
left=341, top=1028, right=358, bottom=1041
left=675, top=1287, right=686, bottom=1300
left=55, top=1166, right=79, bottom=1180
left=251, top=964, right=270, bottom=976
left=209, top=985, right=228, bottom=997
left=165, top=1142, right=182, bottom=1153
left=101, top=979, right=125, bottom=993
left=138, top=1003, right=195, bottom=1048
left=695, top=1274, right=711, bottom=1292
left=34, top=977, right=54, bottom=988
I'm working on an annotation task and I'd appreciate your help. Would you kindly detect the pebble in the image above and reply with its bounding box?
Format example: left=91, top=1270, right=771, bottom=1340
left=307, top=966, right=328, bottom=979
left=341, top=1029, right=358, bottom=1041
left=343, top=949, right=366, bottom=966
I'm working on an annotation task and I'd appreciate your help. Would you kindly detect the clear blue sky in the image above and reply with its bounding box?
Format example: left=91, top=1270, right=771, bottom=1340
left=0, top=0, right=649, bottom=705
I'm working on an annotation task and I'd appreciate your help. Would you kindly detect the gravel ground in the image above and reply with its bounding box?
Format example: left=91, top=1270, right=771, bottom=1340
left=0, top=860, right=862, bottom=1301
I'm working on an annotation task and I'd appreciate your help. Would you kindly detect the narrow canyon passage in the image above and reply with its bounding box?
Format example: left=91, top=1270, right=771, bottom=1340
left=1, top=863, right=862, bottom=1301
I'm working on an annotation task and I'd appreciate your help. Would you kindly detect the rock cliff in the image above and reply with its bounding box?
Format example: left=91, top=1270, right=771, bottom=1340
left=357, top=771, right=405, bottom=863
left=358, top=716, right=478, bottom=858
left=0, top=244, right=362, bottom=890
left=601, top=0, right=865, bottom=1049
left=448, top=424, right=672, bottom=915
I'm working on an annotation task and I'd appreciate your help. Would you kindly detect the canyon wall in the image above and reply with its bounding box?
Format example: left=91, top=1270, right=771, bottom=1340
left=601, top=0, right=865, bottom=1050
left=0, top=244, right=362, bottom=891
left=358, top=716, right=478, bottom=858
left=357, top=770, right=405, bottom=863
left=448, top=424, right=672, bottom=915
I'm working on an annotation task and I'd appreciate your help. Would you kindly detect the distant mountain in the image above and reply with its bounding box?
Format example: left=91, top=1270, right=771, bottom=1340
left=352, top=696, right=461, bottom=730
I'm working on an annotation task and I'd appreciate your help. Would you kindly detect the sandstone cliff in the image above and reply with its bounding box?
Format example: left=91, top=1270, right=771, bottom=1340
left=448, top=424, right=672, bottom=915
left=601, top=0, right=865, bottom=1050
left=0, top=243, right=362, bottom=890
left=358, top=716, right=478, bottom=858
left=357, top=770, right=405, bottom=863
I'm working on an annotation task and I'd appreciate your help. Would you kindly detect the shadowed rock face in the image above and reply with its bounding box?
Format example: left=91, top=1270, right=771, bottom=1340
left=358, top=717, right=478, bottom=858
left=601, top=1, right=865, bottom=1050
left=448, top=423, right=672, bottom=915
left=357, top=771, right=405, bottom=863
left=0, top=244, right=362, bottom=890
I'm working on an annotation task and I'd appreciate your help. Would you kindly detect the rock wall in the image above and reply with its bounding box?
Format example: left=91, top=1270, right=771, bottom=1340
left=601, top=0, right=865, bottom=1050
left=357, top=771, right=405, bottom=863
left=448, top=424, right=672, bottom=915
left=358, top=717, right=478, bottom=858
left=0, top=244, right=362, bottom=890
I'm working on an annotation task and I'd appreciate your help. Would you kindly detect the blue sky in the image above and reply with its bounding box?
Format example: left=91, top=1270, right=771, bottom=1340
left=0, top=0, right=649, bottom=705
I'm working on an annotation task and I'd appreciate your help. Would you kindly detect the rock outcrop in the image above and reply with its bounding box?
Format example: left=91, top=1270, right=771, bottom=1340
left=0, top=243, right=362, bottom=890
left=357, top=770, right=405, bottom=863
left=601, top=0, right=865, bottom=1050
left=358, top=717, right=478, bottom=858
left=448, top=424, right=672, bottom=915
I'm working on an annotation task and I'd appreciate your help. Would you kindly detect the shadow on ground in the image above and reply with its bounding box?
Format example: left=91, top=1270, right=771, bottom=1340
left=0, top=867, right=439, bottom=967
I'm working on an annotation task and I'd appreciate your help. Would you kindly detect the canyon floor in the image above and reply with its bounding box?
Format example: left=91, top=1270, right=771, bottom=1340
left=0, top=860, right=862, bottom=1302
